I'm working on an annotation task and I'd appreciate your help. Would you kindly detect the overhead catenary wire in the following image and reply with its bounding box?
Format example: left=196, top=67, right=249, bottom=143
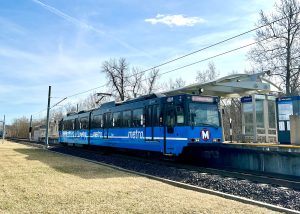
left=29, top=35, right=288, bottom=117
left=31, top=29, right=292, bottom=117
left=139, top=35, right=295, bottom=83
left=121, top=9, right=300, bottom=77
left=62, top=11, right=300, bottom=99
left=30, top=14, right=300, bottom=116
left=64, top=28, right=293, bottom=99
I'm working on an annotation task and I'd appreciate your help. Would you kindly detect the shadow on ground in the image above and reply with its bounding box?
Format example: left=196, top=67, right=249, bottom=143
left=13, top=148, right=131, bottom=179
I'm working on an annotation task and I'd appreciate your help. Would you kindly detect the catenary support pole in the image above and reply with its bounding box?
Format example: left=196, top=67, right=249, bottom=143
left=229, top=118, right=232, bottom=143
left=45, top=86, right=51, bottom=148
left=2, top=115, right=5, bottom=141
left=29, top=115, right=32, bottom=141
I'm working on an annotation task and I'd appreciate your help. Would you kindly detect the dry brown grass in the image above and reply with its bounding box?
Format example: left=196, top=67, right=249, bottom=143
left=0, top=141, right=279, bottom=213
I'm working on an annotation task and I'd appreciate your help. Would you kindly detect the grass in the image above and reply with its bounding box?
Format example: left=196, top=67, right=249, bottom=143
left=0, top=141, right=279, bottom=213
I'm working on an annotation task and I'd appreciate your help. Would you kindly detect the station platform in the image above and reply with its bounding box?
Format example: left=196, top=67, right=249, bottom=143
left=222, top=142, right=300, bottom=153
left=184, top=142, right=300, bottom=178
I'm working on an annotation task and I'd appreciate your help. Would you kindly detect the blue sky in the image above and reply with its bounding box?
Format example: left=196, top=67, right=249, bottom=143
left=0, top=0, right=275, bottom=123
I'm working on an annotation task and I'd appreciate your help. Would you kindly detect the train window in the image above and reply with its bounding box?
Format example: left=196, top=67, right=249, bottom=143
left=123, top=110, right=131, bottom=127
left=166, top=109, right=176, bottom=127
left=74, top=119, right=79, bottom=130
left=80, top=117, right=89, bottom=129
left=112, top=112, right=122, bottom=127
left=153, top=105, right=161, bottom=126
left=64, top=120, right=69, bottom=130
left=66, top=120, right=74, bottom=130
left=132, top=108, right=143, bottom=127
left=58, top=121, right=62, bottom=131
left=60, top=121, right=65, bottom=130
left=189, top=103, right=220, bottom=127
left=176, top=106, right=184, bottom=125
left=71, top=120, right=74, bottom=130
left=146, top=107, right=152, bottom=126
left=92, top=115, right=103, bottom=128
left=104, top=113, right=112, bottom=128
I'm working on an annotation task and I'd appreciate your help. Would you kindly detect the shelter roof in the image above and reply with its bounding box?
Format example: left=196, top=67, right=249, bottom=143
left=162, top=72, right=280, bottom=98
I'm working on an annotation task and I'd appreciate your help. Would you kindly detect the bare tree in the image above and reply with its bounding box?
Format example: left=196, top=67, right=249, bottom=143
left=144, top=68, right=159, bottom=94
left=64, top=102, right=77, bottom=113
left=167, top=77, right=186, bottom=90
left=101, top=58, right=160, bottom=100
left=229, top=70, right=239, bottom=75
left=9, top=117, right=29, bottom=138
left=101, top=58, right=129, bottom=101
left=126, top=67, right=159, bottom=97
left=50, top=108, right=64, bottom=121
left=196, top=62, right=219, bottom=83
left=77, top=92, right=108, bottom=111
left=248, top=0, right=300, bottom=95
left=244, top=69, right=257, bottom=75
left=130, top=67, right=144, bottom=97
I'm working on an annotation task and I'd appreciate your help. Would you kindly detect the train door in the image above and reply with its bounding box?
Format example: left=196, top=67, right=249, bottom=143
left=145, top=105, right=162, bottom=142
left=164, top=105, right=176, bottom=154
left=74, top=118, right=79, bottom=144
left=103, top=112, right=111, bottom=139
left=145, top=106, right=154, bottom=141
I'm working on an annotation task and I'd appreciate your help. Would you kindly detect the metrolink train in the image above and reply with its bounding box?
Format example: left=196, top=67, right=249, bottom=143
left=58, top=94, right=222, bottom=156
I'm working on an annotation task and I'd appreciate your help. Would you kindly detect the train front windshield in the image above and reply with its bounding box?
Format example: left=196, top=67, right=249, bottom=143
left=189, top=103, right=220, bottom=127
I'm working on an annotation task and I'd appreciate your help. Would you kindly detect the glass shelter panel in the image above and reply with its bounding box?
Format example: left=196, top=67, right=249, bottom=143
left=242, top=95, right=277, bottom=143
left=243, top=102, right=253, bottom=135
left=255, top=99, right=264, bottom=128
left=268, top=101, right=276, bottom=129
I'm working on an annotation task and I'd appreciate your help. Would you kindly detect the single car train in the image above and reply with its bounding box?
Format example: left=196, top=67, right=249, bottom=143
left=58, top=94, right=222, bottom=156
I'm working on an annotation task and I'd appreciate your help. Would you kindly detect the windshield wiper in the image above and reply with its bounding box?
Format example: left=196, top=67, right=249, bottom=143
left=197, top=122, right=219, bottom=129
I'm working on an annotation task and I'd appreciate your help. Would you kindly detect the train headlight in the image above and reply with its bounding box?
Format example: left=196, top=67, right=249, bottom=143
left=190, top=138, right=200, bottom=142
left=213, top=138, right=221, bottom=143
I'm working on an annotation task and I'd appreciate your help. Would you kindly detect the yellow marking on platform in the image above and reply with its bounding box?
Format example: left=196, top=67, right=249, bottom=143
left=224, top=141, right=300, bottom=149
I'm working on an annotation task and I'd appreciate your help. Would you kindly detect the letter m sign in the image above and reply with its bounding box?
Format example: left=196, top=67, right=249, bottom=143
left=201, top=129, right=210, bottom=141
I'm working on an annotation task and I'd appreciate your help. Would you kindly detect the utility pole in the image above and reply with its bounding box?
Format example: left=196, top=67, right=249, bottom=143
left=3, top=115, right=5, bottom=140
left=0, top=115, right=5, bottom=142
left=29, top=115, right=32, bottom=141
left=45, top=86, right=51, bottom=148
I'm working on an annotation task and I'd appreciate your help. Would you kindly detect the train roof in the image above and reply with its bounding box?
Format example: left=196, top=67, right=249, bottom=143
left=121, top=93, right=165, bottom=104
left=62, top=93, right=219, bottom=119
left=95, top=93, right=165, bottom=109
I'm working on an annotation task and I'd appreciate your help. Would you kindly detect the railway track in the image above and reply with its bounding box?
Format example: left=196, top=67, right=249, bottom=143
left=7, top=138, right=300, bottom=213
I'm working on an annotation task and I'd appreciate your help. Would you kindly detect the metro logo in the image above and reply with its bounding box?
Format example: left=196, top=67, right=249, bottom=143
left=128, top=130, right=144, bottom=139
left=201, top=129, right=210, bottom=141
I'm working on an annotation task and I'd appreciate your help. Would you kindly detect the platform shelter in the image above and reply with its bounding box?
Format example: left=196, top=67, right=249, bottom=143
left=162, top=72, right=280, bottom=143
left=241, top=95, right=277, bottom=143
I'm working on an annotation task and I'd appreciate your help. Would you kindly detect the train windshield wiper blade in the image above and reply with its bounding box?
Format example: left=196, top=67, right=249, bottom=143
left=198, top=122, right=219, bottom=128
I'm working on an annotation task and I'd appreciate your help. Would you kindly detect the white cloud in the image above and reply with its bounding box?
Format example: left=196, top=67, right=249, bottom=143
left=145, top=14, right=205, bottom=27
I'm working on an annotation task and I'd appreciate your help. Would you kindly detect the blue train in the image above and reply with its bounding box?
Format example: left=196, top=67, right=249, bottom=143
left=58, top=94, right=222, bottom=156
